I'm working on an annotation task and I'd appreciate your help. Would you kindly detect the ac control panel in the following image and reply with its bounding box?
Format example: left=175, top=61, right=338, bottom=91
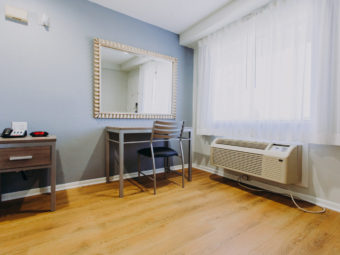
left=268, top=144, right=289, bottom=152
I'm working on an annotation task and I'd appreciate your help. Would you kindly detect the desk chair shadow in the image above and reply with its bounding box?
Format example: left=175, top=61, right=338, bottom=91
left=137, top=121, right=185, bottom=195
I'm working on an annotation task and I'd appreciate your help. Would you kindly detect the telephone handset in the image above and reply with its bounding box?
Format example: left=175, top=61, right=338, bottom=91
left=1, top=128, right=27, bottom=138
left=2, top=128, right=13, bottom=137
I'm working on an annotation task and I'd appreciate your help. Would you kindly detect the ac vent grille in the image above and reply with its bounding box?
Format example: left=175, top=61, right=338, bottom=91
left=212, top=148, right=263, bottom=176
left=262, top=157, right=283, bottom=181
left=215, top=139, right=268, bottom=150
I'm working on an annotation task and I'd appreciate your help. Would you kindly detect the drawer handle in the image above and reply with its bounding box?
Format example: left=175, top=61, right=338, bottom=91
left=9, top=156, right=33, bottom=161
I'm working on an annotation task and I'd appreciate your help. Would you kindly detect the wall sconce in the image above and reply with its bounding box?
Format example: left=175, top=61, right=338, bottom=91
left=40, top=13, right=50, bottom=29
left=5, top=5, right=28, bottom=24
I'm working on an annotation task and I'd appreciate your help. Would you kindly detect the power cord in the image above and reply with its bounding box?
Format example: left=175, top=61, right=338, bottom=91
left=237, top=176, right=264, bottom=192
left=237, top=175, right=326, bottom=214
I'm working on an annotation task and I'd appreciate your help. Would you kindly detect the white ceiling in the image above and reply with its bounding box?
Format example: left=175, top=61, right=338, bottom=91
left=101, top=47, right=134, bottom=65
left=89, top=0, right=233, bottom=34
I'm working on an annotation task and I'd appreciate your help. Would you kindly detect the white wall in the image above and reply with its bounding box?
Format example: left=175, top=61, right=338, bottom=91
left=126, top=68, right=139, bottom=112
left=101, top=68, right=127, bottom=112
left=192, top=49, right=340, bottom=211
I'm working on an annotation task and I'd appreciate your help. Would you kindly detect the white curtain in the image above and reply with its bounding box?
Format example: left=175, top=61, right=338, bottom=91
left=196, top=0, right=340, bottom=145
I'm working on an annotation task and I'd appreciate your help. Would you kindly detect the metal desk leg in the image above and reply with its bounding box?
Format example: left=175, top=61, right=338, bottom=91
left=0, top=173, right=2, bottom=202
left=105, top=131, right=110, bottom=183
left=188, top=131, right=192, bottom=181
left=50, top=143, right=56, bottom=211
left=119, top=132, right=124, bottom=198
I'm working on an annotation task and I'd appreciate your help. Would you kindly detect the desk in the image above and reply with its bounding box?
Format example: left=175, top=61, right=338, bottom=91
left=0, top=136, right=57, bottom=211
left=106, top=126, right=192, bottom=197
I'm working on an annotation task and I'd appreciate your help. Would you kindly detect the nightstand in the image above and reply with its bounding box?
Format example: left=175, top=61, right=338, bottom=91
left=0, top=136, right=57, bottom=211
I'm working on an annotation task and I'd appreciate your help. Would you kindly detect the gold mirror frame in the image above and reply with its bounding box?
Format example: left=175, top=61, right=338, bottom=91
left=93, top=38, right=177, bottom=119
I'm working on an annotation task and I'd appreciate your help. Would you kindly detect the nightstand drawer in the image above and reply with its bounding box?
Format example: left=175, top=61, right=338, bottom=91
left=0, top=146, right=51, bottom=170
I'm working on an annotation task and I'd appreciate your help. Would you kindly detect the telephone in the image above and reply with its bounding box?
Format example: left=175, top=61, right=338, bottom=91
left=1, top=128, right=27, bottom=138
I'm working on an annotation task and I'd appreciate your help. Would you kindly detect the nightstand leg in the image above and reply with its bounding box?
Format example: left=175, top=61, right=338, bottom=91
left=50, top=143, right=56, bottom=211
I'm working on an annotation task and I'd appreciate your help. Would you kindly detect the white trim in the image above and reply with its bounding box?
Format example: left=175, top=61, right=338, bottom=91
left=193, top=163, right=340, bottom=213
left=1, top=165, right=187, bottom=202
left=180, top=0, right=274, bottom=47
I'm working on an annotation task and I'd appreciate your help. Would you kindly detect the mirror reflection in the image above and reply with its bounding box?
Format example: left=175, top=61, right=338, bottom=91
left=101, top=47, right=173, bottom=114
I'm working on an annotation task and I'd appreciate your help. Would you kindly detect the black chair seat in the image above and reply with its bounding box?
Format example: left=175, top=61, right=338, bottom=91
left=138, top=147, right=178, bottom=158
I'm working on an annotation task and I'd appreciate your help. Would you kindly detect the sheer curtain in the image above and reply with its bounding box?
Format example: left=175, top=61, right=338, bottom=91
left=196, top=0, right=340, bottom=145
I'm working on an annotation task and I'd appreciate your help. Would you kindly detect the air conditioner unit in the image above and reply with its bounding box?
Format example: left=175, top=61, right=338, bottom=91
left=210, top=138, right=301, bottom=184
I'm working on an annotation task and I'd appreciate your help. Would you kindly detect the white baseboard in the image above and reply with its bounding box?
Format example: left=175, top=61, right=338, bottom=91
left=193, top=163, right=340, bottom=213
left=1, top=165, right=187, bottom=202
left=6, top=163, right=338, bottom=213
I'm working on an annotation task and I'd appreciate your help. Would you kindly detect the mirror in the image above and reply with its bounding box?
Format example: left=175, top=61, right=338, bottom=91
left=93, top=38, right=177, bottom=119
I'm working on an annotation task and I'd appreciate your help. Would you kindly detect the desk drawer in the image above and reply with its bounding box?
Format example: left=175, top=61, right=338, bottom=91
left=0, top=146, right=51, bottom=170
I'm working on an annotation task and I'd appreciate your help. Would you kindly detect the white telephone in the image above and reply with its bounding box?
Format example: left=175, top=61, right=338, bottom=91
left=11, top=121, right=27, bottom=137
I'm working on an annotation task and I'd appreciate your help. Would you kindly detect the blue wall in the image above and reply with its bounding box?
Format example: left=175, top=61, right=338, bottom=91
left=0, top=0, right=193, bottom=193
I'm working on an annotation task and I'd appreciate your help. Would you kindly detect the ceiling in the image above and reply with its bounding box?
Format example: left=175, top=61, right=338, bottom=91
left=101, top=47, right=134, bottom=65
left=89, top=0, right=233, bottom=34
left=101, top=47, right=162, bottom=71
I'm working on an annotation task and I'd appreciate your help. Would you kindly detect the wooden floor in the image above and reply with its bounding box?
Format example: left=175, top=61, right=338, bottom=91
left=1, top=169, right=340, bottom=255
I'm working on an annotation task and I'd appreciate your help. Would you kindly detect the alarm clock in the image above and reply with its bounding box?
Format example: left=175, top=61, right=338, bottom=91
left=30, top=131, right=49, bottom=137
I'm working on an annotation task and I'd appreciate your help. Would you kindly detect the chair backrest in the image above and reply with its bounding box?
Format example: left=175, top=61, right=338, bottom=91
left=151, top=120, right=184, bottom=142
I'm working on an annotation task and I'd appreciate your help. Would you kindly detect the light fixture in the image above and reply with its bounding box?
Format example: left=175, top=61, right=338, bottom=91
left=5, top=5, right=28, bottom=24
left=40, top=13, right=50, bottom=29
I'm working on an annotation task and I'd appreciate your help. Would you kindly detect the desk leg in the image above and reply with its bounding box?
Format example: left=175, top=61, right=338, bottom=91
left=50, top=143, right=56, bottom=211
left=119, top=132, right=124, bottom=198
left=0, top=173, right=2, bottom=202
left=188, top=132, right=192, bottom=181
left=106, top=131, right=110, bottom=183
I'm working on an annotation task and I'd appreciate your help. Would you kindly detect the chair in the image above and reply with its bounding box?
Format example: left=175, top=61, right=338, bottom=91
left=137, top=120, right=185, bottom=195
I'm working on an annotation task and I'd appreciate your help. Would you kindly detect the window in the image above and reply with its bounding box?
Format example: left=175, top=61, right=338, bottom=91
left=196, top=0, right=340, bottom=145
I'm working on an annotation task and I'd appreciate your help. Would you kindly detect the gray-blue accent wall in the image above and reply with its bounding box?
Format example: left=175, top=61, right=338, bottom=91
left=0, top=0, right=193, bottom=193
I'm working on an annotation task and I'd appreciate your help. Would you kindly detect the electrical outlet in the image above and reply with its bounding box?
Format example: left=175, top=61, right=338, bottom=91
left=242, top=175, right=249, bottom=181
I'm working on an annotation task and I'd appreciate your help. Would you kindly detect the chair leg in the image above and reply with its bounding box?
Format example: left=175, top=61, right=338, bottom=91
left=179, top=141, right=185, bottom=188
left=137, top=154, right=141, bottom=178
left=163, top=157, right=167, bottom=179
left=151, top=145, right=157, bottom=195
left=167, top=156, right=170, bottom=172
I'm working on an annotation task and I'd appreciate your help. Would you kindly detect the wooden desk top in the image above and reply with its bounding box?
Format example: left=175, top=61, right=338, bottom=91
left=0, top=136, right=56, bottom=144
